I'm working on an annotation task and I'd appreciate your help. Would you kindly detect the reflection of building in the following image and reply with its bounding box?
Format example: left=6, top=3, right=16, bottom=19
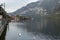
left=15, top=16, right=19, bottom=21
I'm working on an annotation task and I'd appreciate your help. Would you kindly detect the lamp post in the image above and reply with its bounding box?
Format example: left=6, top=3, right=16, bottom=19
left=4, top=3, right=5, bottom=11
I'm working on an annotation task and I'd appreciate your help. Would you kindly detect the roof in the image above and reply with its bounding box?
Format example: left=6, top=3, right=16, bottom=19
left=0, top=6, right=6, bottom=15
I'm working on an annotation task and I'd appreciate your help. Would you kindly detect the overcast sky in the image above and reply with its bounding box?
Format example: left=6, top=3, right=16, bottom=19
left=0, top=0, right=38, bottom=13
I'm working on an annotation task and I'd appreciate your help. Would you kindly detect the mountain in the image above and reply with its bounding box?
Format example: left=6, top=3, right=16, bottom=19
left=10, top=0, right=60, bottom=16
left=11, top=1, right=42, bottom=16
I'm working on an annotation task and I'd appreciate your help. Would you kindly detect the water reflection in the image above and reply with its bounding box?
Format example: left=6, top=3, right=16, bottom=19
left=0, top=18, right=60, bottom=40
left=25, top=18, right=60, bottom=39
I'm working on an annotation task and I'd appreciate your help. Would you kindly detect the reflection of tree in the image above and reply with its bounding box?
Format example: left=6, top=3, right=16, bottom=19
left=0, top=26, right=7, bottom=40
left=26, top=19, right=44, bottom=35
left=25, top=17, right=60, bottom=38
left=54, top=4, right=60, bottom=13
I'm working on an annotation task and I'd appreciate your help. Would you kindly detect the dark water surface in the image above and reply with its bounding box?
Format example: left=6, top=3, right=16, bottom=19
left=0, top=18, right=60, bottom=40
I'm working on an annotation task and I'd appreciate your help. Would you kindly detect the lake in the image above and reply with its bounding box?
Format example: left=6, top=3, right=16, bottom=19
left=0, top=18, right=60, bottom=40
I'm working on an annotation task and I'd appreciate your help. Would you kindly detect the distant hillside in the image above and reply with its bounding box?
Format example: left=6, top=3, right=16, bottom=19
left=10, top=0, right=60, bottom=16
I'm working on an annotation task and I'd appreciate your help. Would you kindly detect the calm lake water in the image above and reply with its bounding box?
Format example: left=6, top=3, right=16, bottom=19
left=0, top=18, right=60, bottom=40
